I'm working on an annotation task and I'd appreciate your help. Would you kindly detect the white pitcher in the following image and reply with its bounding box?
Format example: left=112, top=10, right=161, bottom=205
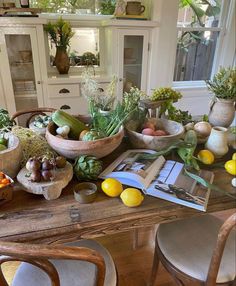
left=205, top=126, right=229, bottom=158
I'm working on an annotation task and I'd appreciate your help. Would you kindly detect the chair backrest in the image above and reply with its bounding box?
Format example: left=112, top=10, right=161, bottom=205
left=206, top=212, right=236, bottom=286
left=11, top=108, right=56, bottom=128
left=0, top=241, right=106, bottom=286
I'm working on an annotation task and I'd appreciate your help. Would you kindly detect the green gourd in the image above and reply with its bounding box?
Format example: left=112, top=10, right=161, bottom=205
left=52, top=110, right=87, bottom=139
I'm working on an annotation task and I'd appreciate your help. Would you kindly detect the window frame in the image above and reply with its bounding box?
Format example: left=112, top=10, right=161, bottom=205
left=173, top=0, right=231, bottom=88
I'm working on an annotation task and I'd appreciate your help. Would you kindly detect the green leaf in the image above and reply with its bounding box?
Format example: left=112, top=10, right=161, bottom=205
left=185, top=168, right=236, bottom=199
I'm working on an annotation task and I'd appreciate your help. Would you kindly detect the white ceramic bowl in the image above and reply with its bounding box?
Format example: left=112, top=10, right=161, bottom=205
left=126, top=118, right=184, bottom=151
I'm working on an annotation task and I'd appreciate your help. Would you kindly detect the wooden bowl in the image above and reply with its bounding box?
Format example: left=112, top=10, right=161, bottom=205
left=126, top=118, right=184, bottom=151
left=46, top=122, right=124, bottom=159
left=0, top=134, right=22, bottom=178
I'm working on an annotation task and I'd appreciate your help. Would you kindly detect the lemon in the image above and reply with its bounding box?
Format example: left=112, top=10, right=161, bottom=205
left=232, top=153, right=236, bottom=161
left=101, top=178, right=123, bottom=197
left=120, top=188, right=144, bottom=207
left=225, top=160, right=236, bottom=176
left=197, top=149, right=214, bottom=165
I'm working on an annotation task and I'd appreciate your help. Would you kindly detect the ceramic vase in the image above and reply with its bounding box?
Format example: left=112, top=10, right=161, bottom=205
left=54, top=46, right=70, bottom=74
left=205, top=126, right=229, bottom=158
left=208, top=98, right=235, bottom=128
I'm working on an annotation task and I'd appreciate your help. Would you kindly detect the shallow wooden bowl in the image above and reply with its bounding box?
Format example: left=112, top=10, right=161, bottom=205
left=46, top=122, right=124, bottom=159
left=126, top=118, right=184, bottom=151
left=0, top=134, right=22, bottom=178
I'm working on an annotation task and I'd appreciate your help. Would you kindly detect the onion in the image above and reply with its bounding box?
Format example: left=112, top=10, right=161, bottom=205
left=194, top=121, right=212, bottom=138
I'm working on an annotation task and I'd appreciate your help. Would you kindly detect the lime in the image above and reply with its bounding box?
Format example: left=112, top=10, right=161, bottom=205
left=197, top=150, right=214, bottom=165
left=101, top=178, right=123, bottom=197
left=0, top=138, right=8, bottom=146
left=0, top=144, right=7, bottom=151
left=120, top=188, right=144, bottom=207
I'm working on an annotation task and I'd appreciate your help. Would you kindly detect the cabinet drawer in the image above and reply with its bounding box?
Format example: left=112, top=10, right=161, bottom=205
left=48, top=84, right=80, bottom=98
left=48, top=97, right=88, bottom=115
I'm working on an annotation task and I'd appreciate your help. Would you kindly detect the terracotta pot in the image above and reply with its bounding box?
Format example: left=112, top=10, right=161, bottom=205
left=54, top=47, right=70, bottom=74
left=208, top=98, right=235, bottom=127
left=0, top=134, right=22, bottom=178
left=46, top=122, right=124, bottom=159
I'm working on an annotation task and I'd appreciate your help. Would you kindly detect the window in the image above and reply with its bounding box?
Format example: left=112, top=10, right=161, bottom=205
left=174, top=0, right=229, bottom=82
left=30, top=0, right=115, bottom=15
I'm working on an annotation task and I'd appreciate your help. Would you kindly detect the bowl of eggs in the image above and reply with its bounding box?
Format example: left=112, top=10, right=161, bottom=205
left=126, top=118, right=184, bottom=151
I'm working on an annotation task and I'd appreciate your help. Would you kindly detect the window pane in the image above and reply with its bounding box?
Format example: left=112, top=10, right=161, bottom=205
left=174, top=30, right=219, bottom=81
left=48, top=28, right=99, bottom=67
left=178, top=0, right=222, bottom=28
left=30, top=0, right=115, bottom=14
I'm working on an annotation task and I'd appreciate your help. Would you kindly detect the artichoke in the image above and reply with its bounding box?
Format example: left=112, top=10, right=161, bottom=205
left=82, top=130, right=104, bottom=141
left=74, top=155, right=103, bottom=180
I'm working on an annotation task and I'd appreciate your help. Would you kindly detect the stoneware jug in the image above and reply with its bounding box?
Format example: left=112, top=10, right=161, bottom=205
left=126, top=1, right=145, bottom=15
left=208, top=98, right=235, bottom=128
left=205, top=126, right=229, bottom=158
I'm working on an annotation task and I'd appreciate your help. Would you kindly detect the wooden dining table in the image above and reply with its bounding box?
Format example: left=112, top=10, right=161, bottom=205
left=0, top=141, right=235, bottom=244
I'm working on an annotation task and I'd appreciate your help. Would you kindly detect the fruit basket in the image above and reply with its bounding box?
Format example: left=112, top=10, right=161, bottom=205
left=126, top=118, right=184, bottom=151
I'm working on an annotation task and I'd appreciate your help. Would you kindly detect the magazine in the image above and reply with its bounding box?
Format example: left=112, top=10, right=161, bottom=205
left=99, top=149, right=214, bottom=211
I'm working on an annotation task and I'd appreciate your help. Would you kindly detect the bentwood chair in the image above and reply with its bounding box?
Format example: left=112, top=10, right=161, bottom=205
left=0, top=239, right=117, bottom=286
left=149, top=213, right=236, bottom=286
left=11, top=107, right=56, bottom=128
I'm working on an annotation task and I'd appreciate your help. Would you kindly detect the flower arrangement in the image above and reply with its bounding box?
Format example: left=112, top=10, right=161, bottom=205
left=81, top=71, right=118, bottom=113
left=206, top=67, right=236, bottom=100
left=44, top=17, right=74, bottom=50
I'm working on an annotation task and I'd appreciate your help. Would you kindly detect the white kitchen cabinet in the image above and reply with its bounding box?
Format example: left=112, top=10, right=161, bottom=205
left=104, top=25, right=152, bottom=100
left=0, top=27, right=44, bottom=115
left=117, top=29, right=150, bottom=98
left=47, top=83, right=87, bottom=115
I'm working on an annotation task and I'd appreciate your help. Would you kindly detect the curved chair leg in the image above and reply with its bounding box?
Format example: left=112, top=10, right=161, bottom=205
left=149, top=243, right=160, bottom=286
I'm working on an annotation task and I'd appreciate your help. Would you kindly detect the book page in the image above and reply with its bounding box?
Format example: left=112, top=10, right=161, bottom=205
left=99, top=149, right=165, bottom=190
left=146, top=165, right=214, bottom=211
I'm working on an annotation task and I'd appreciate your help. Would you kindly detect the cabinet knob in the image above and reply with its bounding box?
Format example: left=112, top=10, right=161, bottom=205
left=119, top=78, right=123, bottom=82
left=59, top=88, right=70, bottom=94
left=37, top=81, right=41, bottom=84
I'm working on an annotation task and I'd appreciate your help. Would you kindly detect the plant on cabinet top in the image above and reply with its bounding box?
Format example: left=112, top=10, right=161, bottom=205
left=44, top=17, right=74, bottom=50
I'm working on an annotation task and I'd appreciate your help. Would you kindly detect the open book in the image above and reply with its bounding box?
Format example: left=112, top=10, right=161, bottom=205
left=99, top=149, right=214, bottom=211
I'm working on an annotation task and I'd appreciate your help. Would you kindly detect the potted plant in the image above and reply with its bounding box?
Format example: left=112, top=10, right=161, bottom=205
left=44, top=18, right=74, bottom=74
left=206, top=66, right=236, bottom=127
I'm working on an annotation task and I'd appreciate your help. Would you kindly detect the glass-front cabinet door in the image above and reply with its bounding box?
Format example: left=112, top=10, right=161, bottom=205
left=117, top=29, right=149, bottom=98
left=0, top=27, right=43, bottom=115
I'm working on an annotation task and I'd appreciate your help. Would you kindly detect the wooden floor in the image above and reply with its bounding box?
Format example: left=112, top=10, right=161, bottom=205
left=2, top=209, right=235, bottom=286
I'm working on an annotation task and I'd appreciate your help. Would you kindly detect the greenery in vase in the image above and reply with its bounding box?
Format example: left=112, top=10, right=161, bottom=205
left=206, top=66, right=236, bottom=100
left=81, top=71, right=117, bottom=113
left=44, top=17, right=74, bottom=50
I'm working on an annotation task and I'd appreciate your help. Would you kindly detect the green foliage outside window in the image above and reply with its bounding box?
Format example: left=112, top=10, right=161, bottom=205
left=30, top=0, right=96, bottom=13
